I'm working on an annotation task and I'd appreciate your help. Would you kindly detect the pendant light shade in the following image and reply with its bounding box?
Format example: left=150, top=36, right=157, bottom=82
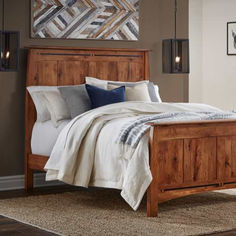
left=0, top=0, right=20, bottom=71
left=162, top=39, right=189, bottom=73
left=0, top=31, right=20, bottom=71
left=162, top=0, right=189, bottom=74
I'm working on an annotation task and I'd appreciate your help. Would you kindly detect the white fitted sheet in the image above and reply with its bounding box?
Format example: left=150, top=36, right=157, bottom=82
left=31, top=120, right=70, bottom=156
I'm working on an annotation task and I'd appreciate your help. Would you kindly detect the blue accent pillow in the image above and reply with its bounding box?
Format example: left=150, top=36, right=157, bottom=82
left=85, top=84, right=125, bottom=109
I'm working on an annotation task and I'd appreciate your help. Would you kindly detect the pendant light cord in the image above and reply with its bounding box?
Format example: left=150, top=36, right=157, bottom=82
left=174, top=0, right=177, bottom=39
left=1, top=0, right=4, bottom=31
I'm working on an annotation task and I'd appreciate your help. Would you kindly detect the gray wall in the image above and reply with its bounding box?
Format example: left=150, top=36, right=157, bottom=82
left=0, top=0, right=189, bottom=177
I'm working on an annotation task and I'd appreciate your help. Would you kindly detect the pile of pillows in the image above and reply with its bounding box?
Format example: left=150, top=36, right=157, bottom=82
left=27, top=77, right=162, bottom=127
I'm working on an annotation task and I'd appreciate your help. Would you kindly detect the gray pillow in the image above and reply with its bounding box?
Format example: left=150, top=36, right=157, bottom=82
left=108, top=81, right=159, bottom=102
left=147, top=82, right=159, bottom=102
left=58, top=85, right=91, bottom=118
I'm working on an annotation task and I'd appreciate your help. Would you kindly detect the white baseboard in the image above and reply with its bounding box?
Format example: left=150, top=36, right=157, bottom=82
left=0, top=173, right=63, bottom=191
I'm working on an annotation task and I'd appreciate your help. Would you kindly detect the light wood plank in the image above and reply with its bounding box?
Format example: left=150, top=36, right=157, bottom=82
left=36, top=61, right=58, bottom=85
left=232, top=137, right=236, bottom=178
left=217, top=136, right=236, bottom=180
left=158, top=139, right=184, bottom=187
left=147, top=127, right=159, bottom=217
left=184, top=138, right=216, bottom=183
left=156, top=123, right=236, bottom=141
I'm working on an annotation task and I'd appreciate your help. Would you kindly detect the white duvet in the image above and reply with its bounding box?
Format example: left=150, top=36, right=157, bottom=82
left=45, top=102, right=222, bottom=210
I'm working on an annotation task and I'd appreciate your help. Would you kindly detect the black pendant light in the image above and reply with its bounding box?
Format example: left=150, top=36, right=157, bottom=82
left=162, top=0, right=189, bottom=74
left=0, top=0, right=20, bottom=71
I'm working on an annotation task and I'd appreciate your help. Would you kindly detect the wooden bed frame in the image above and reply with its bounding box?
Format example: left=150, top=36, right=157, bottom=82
left=25, top=46, right=236, bottom=217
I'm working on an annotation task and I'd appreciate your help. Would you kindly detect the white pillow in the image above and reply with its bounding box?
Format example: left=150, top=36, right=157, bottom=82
left=85, top=77, right=163, bottom=102
left=30, top=91, right=51, bottom=122
left=154, top=85, right=162, bottom=103
left=85, top=77, right=107, bottom=89
left=27, top=86, right=58, bottom=122
left=85, top=77, right=150, bottom=89
left=42, top=90, right=71, bottom=127
left=108, top=83, right=151, bottom=102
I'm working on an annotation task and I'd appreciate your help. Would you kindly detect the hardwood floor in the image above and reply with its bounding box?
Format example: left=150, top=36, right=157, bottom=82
left=0, top=215, right=57, bottom=236
left=0, top=186, right=235, bottom=236
left=0, top=185, right=79, bottom=199
left=206, top=231, right=236, bottom=236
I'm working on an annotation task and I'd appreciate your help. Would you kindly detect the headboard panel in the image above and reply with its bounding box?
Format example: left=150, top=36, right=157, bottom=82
left=26, top=47, right=150, bottom=86
left=25, top=46, right=150, bottom=156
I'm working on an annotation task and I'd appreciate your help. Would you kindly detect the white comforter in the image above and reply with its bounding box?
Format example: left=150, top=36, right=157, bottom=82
left=45, top=102, right=222, bottom=210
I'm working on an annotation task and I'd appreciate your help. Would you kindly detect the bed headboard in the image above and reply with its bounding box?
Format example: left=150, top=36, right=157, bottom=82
left=25, top=46, right=150, bottom=156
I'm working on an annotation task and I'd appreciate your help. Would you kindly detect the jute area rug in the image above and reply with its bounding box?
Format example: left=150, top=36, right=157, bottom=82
left=0, top=188, right=236, bottom=236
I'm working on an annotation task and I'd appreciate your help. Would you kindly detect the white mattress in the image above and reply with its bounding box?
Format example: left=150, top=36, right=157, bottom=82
left=31, top=120, right=70, bottom=156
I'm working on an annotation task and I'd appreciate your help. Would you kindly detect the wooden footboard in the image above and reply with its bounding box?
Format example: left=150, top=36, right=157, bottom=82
left=147, top=120, right=236, bottom=217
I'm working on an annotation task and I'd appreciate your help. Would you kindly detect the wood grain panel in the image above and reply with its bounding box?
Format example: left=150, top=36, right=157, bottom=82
left=147, top=127, right=159, bottom=217
left=129, top=62, right=144, bottom=81
left=58, top=61, right=88, bottom=85
left=232, top=137, right=236, bottom=178
left=28, top=155, right=49, bottom=171
left=217, top=137, right=232, bottom=180
left=95, top=61, right=111, bottom=80
left=184, top=138, right=217, bottom=184
left=158, top=182, right=236, bottom=203
left=217, top=136, right=236, bottom=180
left=158, top=140, right=184, bottom=187
left=26, top=46, right=150, bottom=51
left=155, top=122, right=236, bottom=141
left=36, top=61, right=58, bottom=85
left=117, top=62, right=129, bottom=81
left=88, top=61, right=97, bottom=77
left=107, top=61, right=118, bottom=81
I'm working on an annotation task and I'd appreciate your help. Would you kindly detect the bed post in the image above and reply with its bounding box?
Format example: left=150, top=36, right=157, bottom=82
left=147, top=126, right=159, bottom=217
left=25, top=157, right=33, bottom=191
left=25, top=50, right=35, bottom=192
left=144, top=51, right=150, bottom=80
left=25, top=89, right=34, bottom=192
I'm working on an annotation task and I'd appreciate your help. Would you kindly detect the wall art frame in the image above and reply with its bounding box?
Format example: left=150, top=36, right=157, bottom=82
left=227, top=21, right=236, bottom=55
left=31, top=0, right=139, bottom=41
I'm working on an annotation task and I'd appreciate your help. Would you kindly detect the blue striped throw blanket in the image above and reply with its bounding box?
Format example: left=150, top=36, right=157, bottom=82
left=117, top=111, right=236, bottom=148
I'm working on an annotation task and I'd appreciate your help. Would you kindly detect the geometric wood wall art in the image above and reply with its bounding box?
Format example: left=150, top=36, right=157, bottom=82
left=31, top=0, right=139, bottom=41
